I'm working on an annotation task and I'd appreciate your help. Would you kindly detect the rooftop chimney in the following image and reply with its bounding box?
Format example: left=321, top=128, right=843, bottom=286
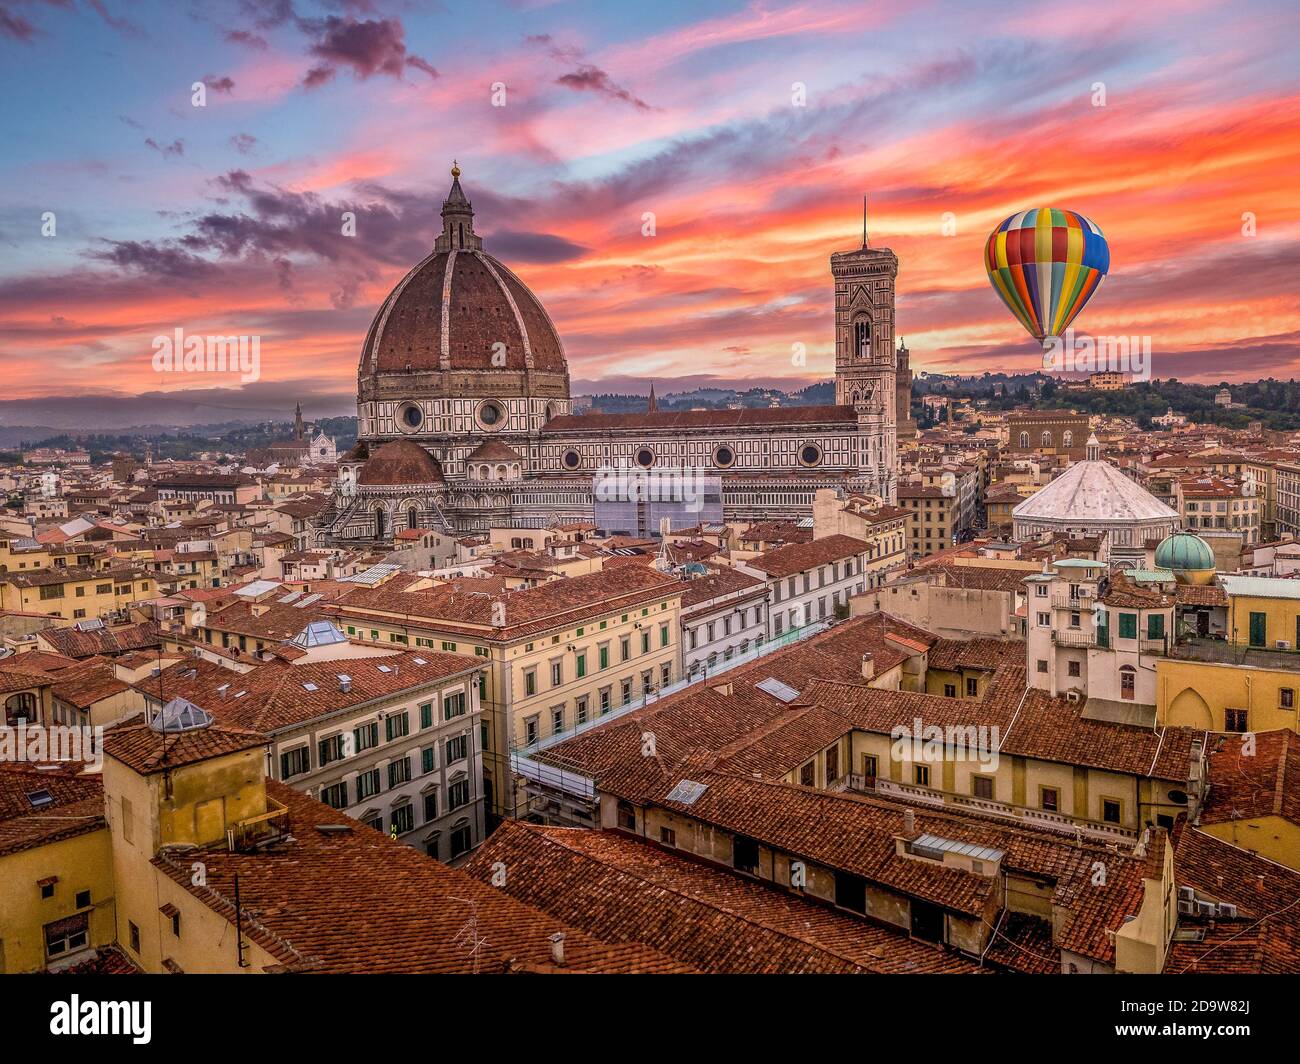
left=548, top=931, right=565, bottom=967
left=903, top=808, right=916, bottom=834
left=861, top=652, right=875, bottom=681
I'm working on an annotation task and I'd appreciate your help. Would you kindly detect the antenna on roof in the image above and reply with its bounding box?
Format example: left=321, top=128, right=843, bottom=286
left=449, top=897, right=487, bottom=974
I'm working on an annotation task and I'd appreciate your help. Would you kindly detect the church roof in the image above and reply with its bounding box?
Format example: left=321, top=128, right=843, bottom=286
left=542, top=405, right=858, bottom=433
left=466, top=439, right=523, bottom=462
left=356, top=441, right=446, bottom=486
left=1012, top=460, right=1177, bottom=523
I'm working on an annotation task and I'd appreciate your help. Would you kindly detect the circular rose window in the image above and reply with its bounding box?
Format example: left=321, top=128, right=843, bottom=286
left=477, top=400, right=504, bottom=429
left=799, top=443, right=823, bottom=467
left=636, top=447, right=655, bottom=468
left=397, top=402, right=423, bottom=432
left=713, top=444, right=736, bottom=468
left=562, top=449, right=581, bottom=470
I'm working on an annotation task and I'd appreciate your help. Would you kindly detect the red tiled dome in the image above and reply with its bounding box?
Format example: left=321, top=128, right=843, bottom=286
left=356, top=441, right=446, bottom=486
left=359, top=172, right=566, bottom=378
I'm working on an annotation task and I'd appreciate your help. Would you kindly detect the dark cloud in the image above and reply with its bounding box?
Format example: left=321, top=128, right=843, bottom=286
left=87, top=0, right=141, bottom=36
left=144, top=137, right=185, bottom=158
left=88, top=240, right=217, bottom=281
left=192, top=169, right=437, bottom=269
left=299, top=16, right=437, bottom=88
left=224, top=27, right=267, bottom=48
left=523, top=34, right=648, bottom=110
left=485, top=229, right=588, bottom=263
left=236, top=0, right=296, bottom=30
left=555, top=64, right=650, bottom=110
left=203, top=74, right=236, bottom=94
left=0, top=2, right=40, bottom=42
left=230, top=132, right=258, bottom=154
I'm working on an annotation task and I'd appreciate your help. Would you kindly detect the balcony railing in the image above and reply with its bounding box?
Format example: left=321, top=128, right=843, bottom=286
left=226, top=796, right=290, bottom=852
left=1050, top=594, right=1096, bottom=610
left=859, top=777, right=1137, bottom=840
left=1051, top=629, right=1097, bottom=648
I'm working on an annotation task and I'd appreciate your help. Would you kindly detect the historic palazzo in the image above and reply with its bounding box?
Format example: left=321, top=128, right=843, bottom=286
left=318, top=166, right=909, bottom=542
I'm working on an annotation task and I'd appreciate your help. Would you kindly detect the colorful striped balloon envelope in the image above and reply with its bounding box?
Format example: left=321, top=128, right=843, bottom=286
left=985, top=208, right=1110, bottom=342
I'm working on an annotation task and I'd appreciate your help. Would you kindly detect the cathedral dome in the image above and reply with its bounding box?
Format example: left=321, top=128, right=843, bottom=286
left=1154, top=531, right=1216, bottom=584
left=358, top=168, right=566, bottom=379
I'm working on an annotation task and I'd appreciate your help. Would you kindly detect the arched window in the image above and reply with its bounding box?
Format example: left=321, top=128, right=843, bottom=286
left=1062, top=431, right=1073, bottom=448
left=375, top=508, right=386, bottom=538
left=407, top=508, right=418, bottom=531
left=854, top=318, right=871, bottom=358
left=5, top=692, right=37, bottom=726
left=1042, top=430, right=1052, bottom=447
left=1019, top=432, right=1029, bottom=448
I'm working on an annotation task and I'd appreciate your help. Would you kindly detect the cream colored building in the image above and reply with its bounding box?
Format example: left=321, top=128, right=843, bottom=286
left=334, top=564, right=682, bottom=819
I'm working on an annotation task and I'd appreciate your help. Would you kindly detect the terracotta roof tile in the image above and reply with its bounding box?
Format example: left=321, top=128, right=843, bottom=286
left=150, top=781, right=687, bottom=973
left=464, top=821, right=981, bottom=974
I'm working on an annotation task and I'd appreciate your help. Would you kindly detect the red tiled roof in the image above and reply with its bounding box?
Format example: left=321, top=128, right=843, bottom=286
left=464, top=821, right=980, bottom=974
left=151, top=781, right=689, bottom=973
left=338, top=565, right=680, bottom=641
left=1201, top=730, right=1299, bottom=828
left=0, top=763, right=105, bottom=858
left=139, top=650, right=481, bottom=734
left=356, top=440, right=445, bottom=486
left=102, top=716, right=268, bottom=775
left=1165, top=823, right=1300, bottom=974
left=543, top=405, right=857, bottom=433
left=38, top=621, right=162, bottom=660
left=744, top=534, right=870, bottom=578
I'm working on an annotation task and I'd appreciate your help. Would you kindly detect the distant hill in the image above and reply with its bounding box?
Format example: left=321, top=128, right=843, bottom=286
left=914, top=373, right=1300, bottom=432
left=584, top=380, right=835, bottom=414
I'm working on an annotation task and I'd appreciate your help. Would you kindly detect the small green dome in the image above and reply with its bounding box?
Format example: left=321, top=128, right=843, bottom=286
left=1155, top=531, right=1215, bottom=573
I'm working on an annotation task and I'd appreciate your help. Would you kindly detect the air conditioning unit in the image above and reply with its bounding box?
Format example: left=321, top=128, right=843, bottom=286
left=1066, top=691, right=1083, bottom=704
left=1276, top=641, right=1291, bottom=650
left=1195, top=901, right=1216, bottom=917
left=1176, top=899, right=1196, bottom=916
left=1178, top=885, right=1196, bottom=902
left=1217, top=903, right=1238, bottom=919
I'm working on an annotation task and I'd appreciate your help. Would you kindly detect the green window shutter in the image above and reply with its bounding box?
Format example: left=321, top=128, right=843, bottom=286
left=1118, top=613, right=1137, bottom=639
left=1147, top=614, right=1165, bottom=639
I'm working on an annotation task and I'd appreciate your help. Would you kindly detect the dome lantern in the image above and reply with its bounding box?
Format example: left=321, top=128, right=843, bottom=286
left=436, top=162, right=482, bottom=252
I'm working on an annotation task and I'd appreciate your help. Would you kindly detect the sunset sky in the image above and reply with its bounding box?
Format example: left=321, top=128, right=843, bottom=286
left=1, top=0, right=1298, bottom=419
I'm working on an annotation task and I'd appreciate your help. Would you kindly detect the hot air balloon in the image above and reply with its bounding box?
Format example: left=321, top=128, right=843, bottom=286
left=984, top=208, right=1109, bottom=343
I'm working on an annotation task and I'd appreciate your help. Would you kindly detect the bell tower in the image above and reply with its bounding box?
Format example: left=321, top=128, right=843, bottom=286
left=832, top=207, right=898, bottom=500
